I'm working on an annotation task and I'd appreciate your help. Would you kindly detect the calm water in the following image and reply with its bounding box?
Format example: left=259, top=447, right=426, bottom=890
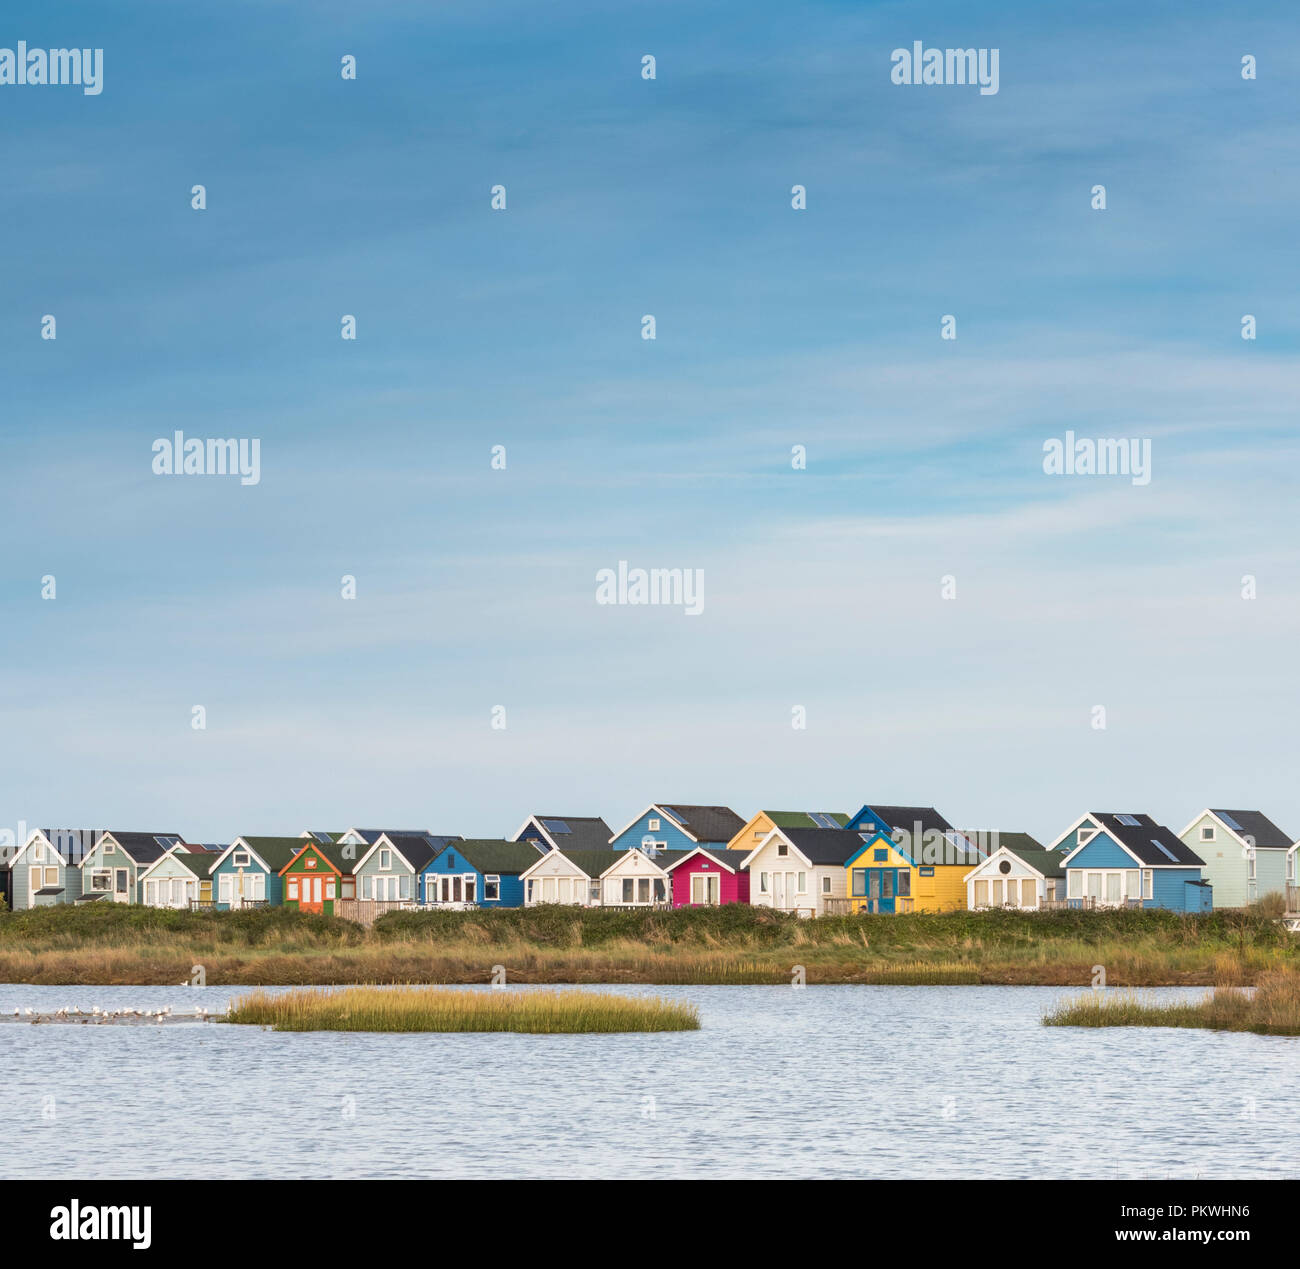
left=2, top=983, right=1295, bottom=1178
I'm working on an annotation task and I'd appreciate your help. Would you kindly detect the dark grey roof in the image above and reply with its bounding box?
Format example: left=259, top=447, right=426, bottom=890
left=664, top=847, right=751, bottom=873
left=379, top=834, right=444, bottom=872
left=1209, top=810, right=1293, bottom=850
left=655, top=804, right=745, bottom=844
left=1091, top=813, right=1204, bottom=867
left=779, top=828, right=869, bottom=866
left=521, top=816, right=613, bottom=852
left=101, top=832, right=186, bottom=864
left=349, top=829, right=435, bottom=846
left=866, top=805, right=956, bottom=835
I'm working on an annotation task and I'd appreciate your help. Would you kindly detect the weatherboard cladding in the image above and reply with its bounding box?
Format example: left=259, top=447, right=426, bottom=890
left=1209, top=809, right=1292, bottom=850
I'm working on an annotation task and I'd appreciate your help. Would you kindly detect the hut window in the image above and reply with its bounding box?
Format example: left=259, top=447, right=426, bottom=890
left=44, top=867, right=58, bottom=887
left=851, top=869, right=866, bottom=897
left=325, top=880, right=336, bottom=899
left=637, top=878, right=651, bottom=903
left=1201, top=825, right=1215, bottom=841
left=400, top=874, right=411, bottom=899
left=796, top=872, right=807, bottom=893
left=873, top=848, right=888, bottom=862
left=1142, top=870, right=1153, bottom=899
left=898, top=871, right=911, bottom=896
left=776, top=842, right=788, bottom=857
left=464, top=877, right=477, bottom=903
left=1248, top=852, right=1257, bottom=880
left=219, top=875, right=232, bottom=902
left=974, top=880, right=988, bottom=907
left=998, top=860, right=1012, bottom=875
left=759, top=872, right=769, bottom=893
left=648, top=818, right=660, bottom=831
left=233, top=850, right=251, bottom=867
left=379, top=849, right=392, bottom=871
left=90, top=869, right=112, bottom=891
left=820, top=875, right=831, bottom=894
left=362, top=876, right=372, bottom=898
left=1021, top=879, right=1036, bottom=905
left=287, top=879, right=299, bottom=899
left=1068, top=872, right=1082, bottom=898
left=484, top=875, right=501, bottom=901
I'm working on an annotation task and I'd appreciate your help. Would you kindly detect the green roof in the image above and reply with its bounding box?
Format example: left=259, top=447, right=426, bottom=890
left=552, top=848, right=623, bottom=877
left=443, top=840, right=548, bottom=875
left=764, top=811, right=849, bottom=829
left=988, top=833, right=1064, bottom=879
left=173, top=852, right=216, bottom=878
left=233, top=837, right=315, bottom=870
left=281, top=840, right=361, bottom=875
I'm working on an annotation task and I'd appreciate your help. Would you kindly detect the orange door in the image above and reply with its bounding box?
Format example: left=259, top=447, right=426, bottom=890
left=300, top=874, right=323, bottom=913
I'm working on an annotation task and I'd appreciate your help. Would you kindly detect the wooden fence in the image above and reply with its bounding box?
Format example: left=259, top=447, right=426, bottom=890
left=335, top=898, right=416, bottom=927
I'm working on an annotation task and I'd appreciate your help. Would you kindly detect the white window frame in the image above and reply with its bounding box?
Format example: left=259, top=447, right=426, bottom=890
left=379, top=849, right=392, bottom=871
left=89, top=868, right=112, bottom=892
left=483, top=874, right=501, bottom=901
left=1200, top=825, right=1215, bottom=842
left=233, top=849, right=251, bottom=867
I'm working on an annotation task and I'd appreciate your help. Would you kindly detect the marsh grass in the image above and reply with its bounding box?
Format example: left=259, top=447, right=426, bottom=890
left=3, top=903, right=1295, bottom=986
left=224, top=985, right=700, bottom=1033
left=1043, top=967, right=1300, bottom=1035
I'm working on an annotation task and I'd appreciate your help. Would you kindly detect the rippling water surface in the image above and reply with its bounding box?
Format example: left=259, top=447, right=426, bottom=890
left=2, top=983, right=1293, bottom=1178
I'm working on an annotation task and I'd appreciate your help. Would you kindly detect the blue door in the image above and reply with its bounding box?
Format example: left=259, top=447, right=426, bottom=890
left=866, top=868, right=897, bottom=914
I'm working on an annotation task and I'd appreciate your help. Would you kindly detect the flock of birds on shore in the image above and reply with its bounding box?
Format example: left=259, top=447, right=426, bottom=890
left=6, top=1004, right=220, bottom=1024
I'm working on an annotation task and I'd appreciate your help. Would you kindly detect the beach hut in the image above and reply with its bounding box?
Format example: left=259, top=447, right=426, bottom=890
left=6, top=830, right=87, bottom=909
left=963, top=833, right=1063, bottom=909
left=596, top=847, right=683, bottom=907
left=77, top=831, right=185, bottom=904
left=1176, top=810, right=1291, bottom=908
left=421, top=840, right=540, bottom=908
left=512, top=815, right=613, bottom=854
left=138, top=847, right=216, bottom=909
left=664, top=846, right=751, bottom=907
left=354, top=832, right=459, bottom=903
left=740, top=826, right=864, bottom=916
left=209, top=837, right=307, bottom=909
left=278, top=841, right=357, bottom=915
left=518, top=848, right=610, bottom=906
left=607, top=804, right=745, bottom=856
left=725, top=810, right=847, bottom=854
left=1051, top=813, right=1210, bottom=911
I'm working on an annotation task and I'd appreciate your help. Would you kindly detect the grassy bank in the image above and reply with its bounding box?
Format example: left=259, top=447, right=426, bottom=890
left=224, top=985, right=699, bottom=1032
left=0, top=903, right=1293, bottom=986
left=1043, top=966, right=1300, bottom=1035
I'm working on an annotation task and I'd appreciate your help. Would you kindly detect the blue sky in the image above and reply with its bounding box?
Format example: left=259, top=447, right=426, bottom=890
left=2, top=0, right=1298, bottom=845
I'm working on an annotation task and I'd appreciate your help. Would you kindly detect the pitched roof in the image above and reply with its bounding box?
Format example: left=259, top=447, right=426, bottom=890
left=375, top=833, right=451, bottom=872
left=232, top=837, right=316, bottom=870
left=664, top=847, right=751, bottom=874
left=763, top=811, right=849, bottom=829
left=551, top=849, right=623, bottom=878
left=1208, top=810, right=1292, bottom=850
left=282, top=841, right=361, bottom=874
left=439, top=840, right=545, bottom=876
left=1088, top=813, right=1204, bottom=867
left=655, top=804, right=745, bottom=844
left=995, top=836, right=1065, bottom=879
left=100, top=832, right=186, bottom=864
left=861, top=805, right=956, bottom=835
left=346, top=828, right=441, bottom=846
left=521, top=816, right=613, bottom=852
left=779, top=828, right=871, bottom=866
left=172, top=852, right=215, bottom=878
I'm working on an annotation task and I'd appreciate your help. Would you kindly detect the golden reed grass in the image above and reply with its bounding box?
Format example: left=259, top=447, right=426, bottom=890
left=224, top=985, right=701, bottom=1032
left=1043, top=966, right=1300, bottom=1035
